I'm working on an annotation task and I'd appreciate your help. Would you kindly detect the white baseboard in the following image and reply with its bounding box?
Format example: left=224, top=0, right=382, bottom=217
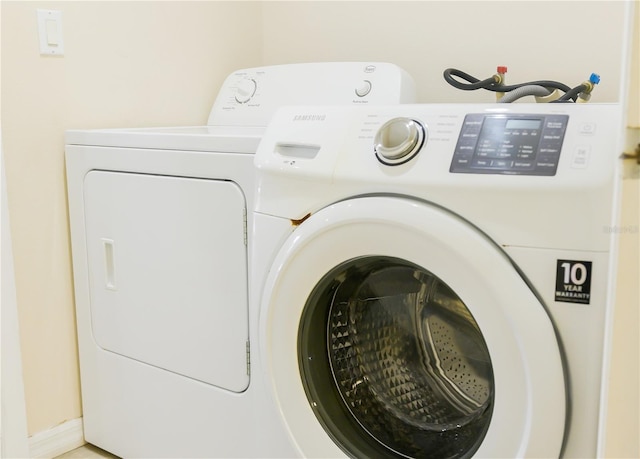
left=28, top=418, right=85, bottom=459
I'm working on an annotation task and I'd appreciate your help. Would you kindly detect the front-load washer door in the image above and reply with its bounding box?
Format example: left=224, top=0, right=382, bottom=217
left=259, top=197, right=566, bottom=458
left=83, top=171, right=249, bottom=392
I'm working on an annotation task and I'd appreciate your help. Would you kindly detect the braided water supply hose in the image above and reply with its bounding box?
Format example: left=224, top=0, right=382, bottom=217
left=443, top=67, right=600, bottom=103
left=498, top=85, right=553, bottom=103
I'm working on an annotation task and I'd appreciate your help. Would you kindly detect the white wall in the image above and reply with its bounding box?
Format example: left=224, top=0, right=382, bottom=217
left=1, top=0, right=262, bottom=436
left=628, top=2, right=640, bottom=128
left=262, top=1, right=628, bottom=104
left=1, top=138, right=30, bottom=459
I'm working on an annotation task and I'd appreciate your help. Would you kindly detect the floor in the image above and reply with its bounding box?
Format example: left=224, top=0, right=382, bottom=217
left=55, top=444, right=118, bottom=459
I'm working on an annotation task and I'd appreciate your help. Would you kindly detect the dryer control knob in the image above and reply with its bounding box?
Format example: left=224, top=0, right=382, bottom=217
left=374, top=117, right=426, bottom=165
left=355, top=80, right=372, bottom=97
left=234, top=78, right=257, bottom=104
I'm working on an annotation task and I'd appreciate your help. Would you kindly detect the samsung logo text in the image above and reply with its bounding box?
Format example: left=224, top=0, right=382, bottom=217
left=293, top=114, right=327, bottom=122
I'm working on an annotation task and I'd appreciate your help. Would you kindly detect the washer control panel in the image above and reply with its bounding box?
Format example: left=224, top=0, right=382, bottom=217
left=450, top=114, right=569, bottom=176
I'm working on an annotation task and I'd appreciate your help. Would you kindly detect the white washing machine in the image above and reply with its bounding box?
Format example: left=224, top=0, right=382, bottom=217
left=253, top=103, right=624, bottom=458
left=65, top=62, right=415, bottom=458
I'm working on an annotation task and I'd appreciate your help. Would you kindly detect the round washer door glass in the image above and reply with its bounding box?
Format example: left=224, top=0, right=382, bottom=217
left=299, top=256, right=493, bottom=459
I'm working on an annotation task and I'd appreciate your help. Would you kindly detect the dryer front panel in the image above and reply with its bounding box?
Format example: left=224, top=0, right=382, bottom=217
left=258, top=197, right=566, bottom=458
left=84, top=171, right=249, bottom=392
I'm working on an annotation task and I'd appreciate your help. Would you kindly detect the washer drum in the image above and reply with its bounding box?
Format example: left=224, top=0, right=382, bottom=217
left=299, top=257, right=494, bottom=458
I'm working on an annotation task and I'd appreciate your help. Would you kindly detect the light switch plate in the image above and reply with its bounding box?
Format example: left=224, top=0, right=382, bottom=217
left=37, top=9, right=64, bottom=56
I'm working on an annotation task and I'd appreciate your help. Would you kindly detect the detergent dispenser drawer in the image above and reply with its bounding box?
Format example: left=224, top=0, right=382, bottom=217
left=83, top=171, right=249, bottom=392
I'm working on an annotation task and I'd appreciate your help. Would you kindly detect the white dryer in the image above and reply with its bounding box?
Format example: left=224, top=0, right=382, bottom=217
left=253, top=103, right=624, bottom=458
left=65, top=62, right=415, bottom=458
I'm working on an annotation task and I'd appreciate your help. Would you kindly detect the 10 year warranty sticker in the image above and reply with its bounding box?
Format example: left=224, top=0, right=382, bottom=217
left=555, top=260, right=592, bottom=304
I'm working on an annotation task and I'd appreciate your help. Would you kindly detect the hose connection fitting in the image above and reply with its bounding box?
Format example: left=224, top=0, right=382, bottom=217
left=578, top=73, right=600, bottom=103
left=495, top=66, right=508, bottom=85
left=495, top=66, right=508, bottom=101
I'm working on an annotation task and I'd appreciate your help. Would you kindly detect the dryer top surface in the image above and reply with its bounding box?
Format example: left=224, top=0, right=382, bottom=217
left=65, top=125, right=264, bottom=153
left=64, top=62, right=416, bottom=154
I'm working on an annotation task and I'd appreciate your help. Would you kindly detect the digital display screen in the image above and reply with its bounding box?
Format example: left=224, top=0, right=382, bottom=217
left=505, top=119, right=542, bottom=130
left=450, top=114, right=569, bottom=176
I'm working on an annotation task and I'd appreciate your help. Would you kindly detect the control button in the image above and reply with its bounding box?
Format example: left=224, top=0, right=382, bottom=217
left=571, top=145, right=591, bottom=169
left=490, top=160, right=513, bottom=168
left=472, top=159, right=491, bottom=168
left=536, top=154, right=560, bottom=164
left=513, top=161, right=534, bottom=169
left=234, top=78, right=257, bottom=104
left=374, top=117, right=426, bottom=165
left=458, top=130, right=479, bottom=139
left=462, top=117, right=483, bottom=127
left=457, top=144, right=475, bottom=152
left=355, top=80, right=372, bottom=97
left=578, top=122, right=596, bottom=135
left=546, top=120, right=565, bottom=129
left=454, top=158, right=471, bottom=166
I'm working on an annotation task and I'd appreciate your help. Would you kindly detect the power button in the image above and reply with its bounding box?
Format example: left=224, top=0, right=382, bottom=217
left=578, top=122, right=596, bottom=135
